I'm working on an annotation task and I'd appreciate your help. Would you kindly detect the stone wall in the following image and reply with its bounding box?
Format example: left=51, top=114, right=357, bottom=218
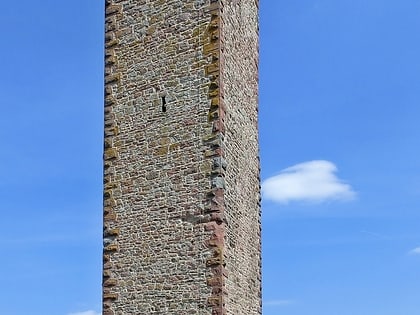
left=220, top=1, right=261, bottom=314
left=103, top=1, right=260, bottom=314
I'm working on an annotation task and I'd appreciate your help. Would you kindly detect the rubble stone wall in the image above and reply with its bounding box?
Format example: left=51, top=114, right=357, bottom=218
left=103, top=1, right=260, bottom=314
left=220, top=1, right=261, bottom=314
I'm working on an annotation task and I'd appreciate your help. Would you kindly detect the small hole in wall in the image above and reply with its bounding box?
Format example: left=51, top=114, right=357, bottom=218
left=161, top=96, right=167, bottom=112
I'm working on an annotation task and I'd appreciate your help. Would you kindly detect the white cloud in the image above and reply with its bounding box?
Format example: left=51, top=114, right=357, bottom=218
left=68, top=311, right=101, bottom=315
left=264, top=299, right=296, bottom=306
left=409, top=247, right=420, bottom=255
left=262, top=160, right=356, bottom=204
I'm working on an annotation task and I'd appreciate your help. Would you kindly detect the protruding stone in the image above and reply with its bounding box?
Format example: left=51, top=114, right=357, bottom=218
left=106, top=5, right=122, bottom=16
left=104, top=278, right=118, bottom=287
left=104, top=244, right=119, bottom=252
left=104, top=148, right=118, bottom=160
left=211, top=176, right=225, bottom=189
left=213, top=157, right=227, bottom=170
left=103, top=293, right=118, bottom=301
left=105, top=73, right=120, bottom=84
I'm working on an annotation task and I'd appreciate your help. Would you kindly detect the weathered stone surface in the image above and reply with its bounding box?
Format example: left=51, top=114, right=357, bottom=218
left=220, top=1, right=262, bottom=314
left=103, top=0, right=260, bottom=314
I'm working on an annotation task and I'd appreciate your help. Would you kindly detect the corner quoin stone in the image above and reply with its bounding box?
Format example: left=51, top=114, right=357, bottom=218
left=103, top=1, right=261, bottom=314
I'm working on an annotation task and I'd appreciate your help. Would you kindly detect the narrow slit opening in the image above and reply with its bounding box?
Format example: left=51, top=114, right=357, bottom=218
left=161, top=96, right=167, bottom=112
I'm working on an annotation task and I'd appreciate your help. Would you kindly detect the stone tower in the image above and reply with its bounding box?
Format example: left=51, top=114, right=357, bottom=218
left=103, top=1, right=260, bottom=314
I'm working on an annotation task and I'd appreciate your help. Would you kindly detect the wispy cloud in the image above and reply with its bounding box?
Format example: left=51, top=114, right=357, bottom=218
left=68, top=311, right=101, bottom=315
left=409, top=247, right=420, bottom=255
left=262, top=160, right=356, bottom=204
left=264, top=299, right=296, bottom=306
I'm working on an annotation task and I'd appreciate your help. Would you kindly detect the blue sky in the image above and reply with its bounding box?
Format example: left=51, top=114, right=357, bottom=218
left=1, top=1, right=420, bottom=315
left=260, top=1, right=420, bottom=314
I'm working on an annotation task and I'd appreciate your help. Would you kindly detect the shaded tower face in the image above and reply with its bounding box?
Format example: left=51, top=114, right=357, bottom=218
left=103, top=1, right=260, bottom=314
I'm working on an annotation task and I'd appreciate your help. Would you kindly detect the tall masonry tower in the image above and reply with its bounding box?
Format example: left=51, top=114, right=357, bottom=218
left=103, top=0, right=260, bottom=314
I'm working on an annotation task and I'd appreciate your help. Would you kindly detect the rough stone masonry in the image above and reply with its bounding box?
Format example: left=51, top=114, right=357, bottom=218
left=103, top=0, right=261, bottom=314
